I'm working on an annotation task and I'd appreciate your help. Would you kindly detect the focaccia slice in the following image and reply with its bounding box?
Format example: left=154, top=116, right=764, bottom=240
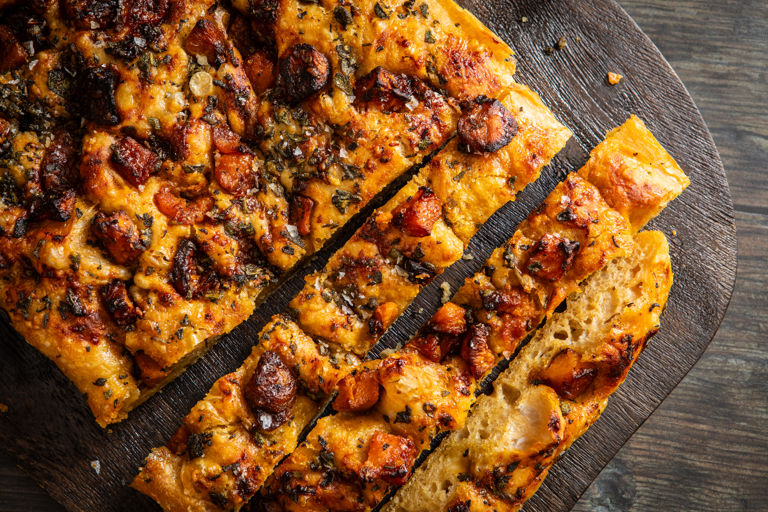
left=385, top=230, right=672, bottom=512
left=131, top=85, right=569, bottom=512
left=0, top=0, right=475, bottom=426
left=257, top=116, right=687, bottom=512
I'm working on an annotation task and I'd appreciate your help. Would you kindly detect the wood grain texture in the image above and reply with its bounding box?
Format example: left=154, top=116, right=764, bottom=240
left=0, top=0, right=749, bottom=511
left=570, top=1, right=768, bottom=510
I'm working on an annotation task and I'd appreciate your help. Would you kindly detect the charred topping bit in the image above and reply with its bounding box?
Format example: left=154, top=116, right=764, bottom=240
left=460, top=323, right=495, bottom=379
left=227, top=13, right=259, bottom=57
left=62, top=0, right=119, bottom=29
left=354, top=67, right=426, bottom=113
left=170, top=238, right=199, bottom=299
left=187, top=431, right=213, bottom=459
left=101, top=280, right=142, bottom=326
left=331, top=189, right=361, bottom=214
left=92, top=210, right=147, bottom=265
left=360, top=431, right=417, bottom=486
left=0, top=25, right=28, bottom=73
left=392, top=186, right=443, bottom=238
left=27, top=170, right=77, bottom=224
left=214, top=152, right=255, bottom=196
left=79, top=66, right=121, bottom=126
left=333, top=369, right=380, bottom=412
left=41, top=132, right=79, bottom=194
left=111, top=137, right=159, bottom=187
left=119, top=0, right=169, bottom=33
left=333, top=5, right=354, bottom=28
left=289, top=195, right=314, bottom=236
left=278, top=43, right=330, bottom=104
left=184, top=19, right=231, bottom=68
left=429, top=302, right=467, bottom=336
left=524, top=233, right=580, bottom=282
left=374, top=2, right=390, bottom=19
left=457, top=96, right=518, bottom=154
left=534, top=348, right=597, bottom=400
left=402, top=257, right=436, bottom=284
left=243, top=350, right=297, bottom=432
left=411, top=333, right=446, bottom=363
left=247, top=0, right=280, bottom=25
left=42, top=189, right=76, bottom=222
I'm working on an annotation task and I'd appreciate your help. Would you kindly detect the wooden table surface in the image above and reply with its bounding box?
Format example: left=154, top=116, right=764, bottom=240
left=1, top=0, right=766, bottom=510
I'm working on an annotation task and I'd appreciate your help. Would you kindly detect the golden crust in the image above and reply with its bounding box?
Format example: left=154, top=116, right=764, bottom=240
left=1, top=0, right=531, bottom=426
left=385, top=231, right=673, bottom=512
left=258, top=118, right=686, bottom=512
left=132, top=117, right=681, bottom=511
left=132, top=44, right=569, bottom=512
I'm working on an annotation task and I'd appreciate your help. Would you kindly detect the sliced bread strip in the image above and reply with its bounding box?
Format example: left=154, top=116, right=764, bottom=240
left=384, top=230, right=673, bottom=511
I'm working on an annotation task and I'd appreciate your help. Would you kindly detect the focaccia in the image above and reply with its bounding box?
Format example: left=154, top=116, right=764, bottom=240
left=385, top=230, right=672, bottom=511
left=131, top=85, right=570, bottom=512
left=0, top=0, right=552, bottom=426
left=256, top=116, right=687, bottom=512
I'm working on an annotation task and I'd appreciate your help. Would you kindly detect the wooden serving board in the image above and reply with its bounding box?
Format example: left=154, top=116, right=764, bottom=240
left=0, top=0, right=737, bottom=510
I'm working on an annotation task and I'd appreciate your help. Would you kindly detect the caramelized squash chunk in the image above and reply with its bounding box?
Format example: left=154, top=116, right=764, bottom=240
left=79, top=66, right=121, bottom=126
left=111, top=137, right=158, bottom=187
left=154, top=186, right=213, bottom=225
left=289, top=194, right=314, bottom=236
left=392, top=187, right=443, bottom=238
left=214, top=152, right=255, bottom=196
left=278, top=43, right=330, bottom=103
left=360, top=431, right=417, bottom=486
left=430, top=302, right=468, bottom=336
left=0, top=25, right=27, bottom=72
left=535, top=348, right=598, bottom=400
left=460, top=323, right=495, bottom=379
left=244, top=350, right=297, bottom=432
left=354, top=67, right=415, bottom=113
left=92, top=210, right=146, bottom=265
left=525, top=233, right=580, bottom=282
left=334, top=369, right=380, bottom=412
left=184, top=19, right=231, bottom=67
left=243, top=50, right=276, bottom=95
left=101, top=280, right=142, bottom=326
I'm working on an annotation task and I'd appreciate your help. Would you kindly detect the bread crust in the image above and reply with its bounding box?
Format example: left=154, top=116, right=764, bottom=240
left=0, top=0, right=564, bottom=427
left=131, top=86, right=569, bottom=510
left=258, top=117, right=686, bottom=512
left=385, top=230, right=672, bottom=512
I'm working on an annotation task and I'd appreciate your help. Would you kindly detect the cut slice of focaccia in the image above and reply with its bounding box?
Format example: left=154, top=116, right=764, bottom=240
left=0, top=0, right=531, bottom=427
left=131, top=85, right=570, bottom=512
left=384, top=230, right=672, bottom=512
left=256, top=116, right=688, bottom=512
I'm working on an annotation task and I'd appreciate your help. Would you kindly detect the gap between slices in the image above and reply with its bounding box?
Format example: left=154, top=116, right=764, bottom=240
left=384, top=229, right=673, bottom=512
left=130, top=85, right=569, bottom=512
left=0, top=0, right=544, bottom=427
left=131, top=116, right=687, bottom=511
left=252, top=116, right=687, bottom=512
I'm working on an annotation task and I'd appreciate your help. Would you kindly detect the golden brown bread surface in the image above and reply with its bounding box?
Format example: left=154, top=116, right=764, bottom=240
left=0, top=0, right=564, bottom=427
left=131, top=87, right=569, bottom=511
left=255, top=116, right=686, bottom=512
left=384, top=230, right=673, bottom=512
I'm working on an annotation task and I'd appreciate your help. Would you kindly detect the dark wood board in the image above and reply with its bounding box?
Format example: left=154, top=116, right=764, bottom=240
left=0, top=0, right=737, bottom=511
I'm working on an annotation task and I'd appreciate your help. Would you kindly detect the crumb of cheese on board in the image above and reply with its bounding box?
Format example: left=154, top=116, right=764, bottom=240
left=608, top=72, right=624, bottom=85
